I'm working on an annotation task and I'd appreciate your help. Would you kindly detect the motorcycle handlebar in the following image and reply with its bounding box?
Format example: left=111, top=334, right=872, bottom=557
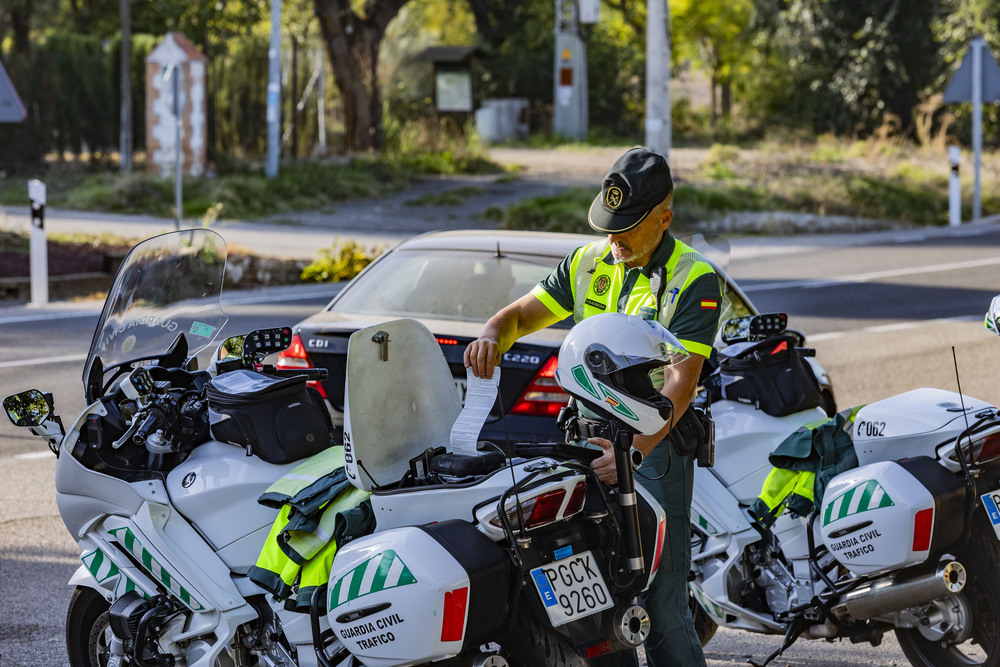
left=262, top=366, right=329, bottom=381
left=133, top=409, right=165, bottom=445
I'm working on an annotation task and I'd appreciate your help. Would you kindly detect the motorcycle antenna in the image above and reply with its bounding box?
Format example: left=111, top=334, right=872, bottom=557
left=952, top=346, right=975, bottom=466
left=494, top=390, right=528, bottom=539
left=951, top=344, right=979, bottom=547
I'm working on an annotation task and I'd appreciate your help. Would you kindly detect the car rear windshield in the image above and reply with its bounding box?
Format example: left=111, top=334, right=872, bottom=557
left=331, top=248, right=571, bottom=326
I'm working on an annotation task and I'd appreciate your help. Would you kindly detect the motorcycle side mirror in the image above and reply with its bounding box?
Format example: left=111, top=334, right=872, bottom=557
left=721, top=313, right=789, bottom=344
left=721, top=316, right=753, bottom=344
left=986, top=295, right=1000, bottom=336
left=3, top=389, right=51, bottom=427
left=218, top=335, right=246, bottom=361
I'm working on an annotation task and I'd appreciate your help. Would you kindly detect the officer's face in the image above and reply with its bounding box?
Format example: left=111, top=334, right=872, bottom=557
left=607, top=203, right=672, bottom=267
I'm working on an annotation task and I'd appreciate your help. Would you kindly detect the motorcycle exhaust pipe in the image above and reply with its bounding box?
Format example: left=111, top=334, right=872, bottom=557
left=602, top=604, right=651, bottom=649
left=833, top=560, right=966, bottom=620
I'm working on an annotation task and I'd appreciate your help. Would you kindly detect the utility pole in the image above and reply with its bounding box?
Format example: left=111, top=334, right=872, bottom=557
left=317, top=48, right=327, bottom=156
left=645, top=0, right=671, bottom=160
left=553, top=0, right=589, bottom=141
left=119, top=0, right=132, bottom=171
left=972, top=37, right=983, bottom=220
left=266, top=0, right=282, bottom=178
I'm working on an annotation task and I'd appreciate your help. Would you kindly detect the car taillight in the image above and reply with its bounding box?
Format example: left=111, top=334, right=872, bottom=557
left=650, top=516, right=667, bottom=575
left=510, top=356, right=568, bottom=417
left=440, top=586, right=468, bottom=642
left=276, top=334, right=327, bottom=398
left=977, top=433, right=1000, bottom=463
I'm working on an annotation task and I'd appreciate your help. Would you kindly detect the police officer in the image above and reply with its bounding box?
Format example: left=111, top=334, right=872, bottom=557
left=464, top=147, right=720, bottom=667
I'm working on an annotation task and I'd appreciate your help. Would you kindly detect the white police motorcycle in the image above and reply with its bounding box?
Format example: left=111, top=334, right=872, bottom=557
left=687, top=304, right=1000, bottom=667
left=3, top=229, right=680, bottom=667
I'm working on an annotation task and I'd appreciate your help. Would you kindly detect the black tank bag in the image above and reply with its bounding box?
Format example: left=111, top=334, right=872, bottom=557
left=707, top=335, right=821, bottom=417
left=206, top=369, right=333, bottom=463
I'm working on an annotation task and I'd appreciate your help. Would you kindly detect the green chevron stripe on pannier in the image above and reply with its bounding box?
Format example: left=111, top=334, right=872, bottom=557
left=329, top=549, right=417, bottom=610
left=823, top=479, right=894, bottom=526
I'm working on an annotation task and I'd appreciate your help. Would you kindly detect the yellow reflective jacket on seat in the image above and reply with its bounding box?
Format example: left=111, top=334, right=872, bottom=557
left=248, top=446, right=373, bottom=611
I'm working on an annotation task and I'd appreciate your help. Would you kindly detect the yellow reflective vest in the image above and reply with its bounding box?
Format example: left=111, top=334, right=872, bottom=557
left=532, top=237, right=720, bottom=359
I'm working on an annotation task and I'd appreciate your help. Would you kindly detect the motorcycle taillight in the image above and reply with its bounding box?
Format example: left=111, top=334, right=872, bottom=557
left=510, top=356, right=568, bottom=417
left=276, top=334, right=327, bottom=398
left=565, top=481, right=587, bottom=517
left=525, top=489, right=567, bottom=529
left=976, top=433, right=1000, bottom=463
left=490, top=488, right=571, bottom=531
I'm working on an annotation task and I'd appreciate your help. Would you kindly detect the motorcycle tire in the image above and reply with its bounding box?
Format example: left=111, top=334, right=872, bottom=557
left=688, top=594, right=719, bottom=647
left=501, top=612, right=589, bottom=667
left=895, top=523, right=1000, bottom=667
left=66, top=586, right=112, bottom=667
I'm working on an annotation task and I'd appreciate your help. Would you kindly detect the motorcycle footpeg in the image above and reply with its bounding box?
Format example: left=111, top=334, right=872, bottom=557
left=601, top=604, right=651, bottom=649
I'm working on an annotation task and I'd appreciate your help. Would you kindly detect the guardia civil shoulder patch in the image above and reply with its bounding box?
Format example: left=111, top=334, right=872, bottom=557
left=594, top=275, right=611, bottom=296
left=701, top=300, right=718, bottom=310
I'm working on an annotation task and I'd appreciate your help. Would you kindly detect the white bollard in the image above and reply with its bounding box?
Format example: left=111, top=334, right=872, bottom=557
left=28, top=179, right=48, bottom=305
left=949, top=146, right=961, bottom=227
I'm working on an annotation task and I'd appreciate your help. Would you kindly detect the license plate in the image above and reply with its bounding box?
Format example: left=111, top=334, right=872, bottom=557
left=454, top=378, right=467, bottom=405
left=530, top=551, right=613, bottom=627
left=980, top=490, right=1000, bottom=540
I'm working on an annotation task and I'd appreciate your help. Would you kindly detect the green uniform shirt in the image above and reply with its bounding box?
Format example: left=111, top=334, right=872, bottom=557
left=531, top=234, right=721, bottom=359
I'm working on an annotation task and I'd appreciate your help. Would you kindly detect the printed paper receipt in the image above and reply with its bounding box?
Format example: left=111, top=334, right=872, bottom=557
left=450, top=367, right=501, bottom=456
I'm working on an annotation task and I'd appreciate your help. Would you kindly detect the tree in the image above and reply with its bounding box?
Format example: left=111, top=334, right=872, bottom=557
left=672, top=0, right=752, bottom=125
left=742, top=0, right=942, bottom=136
left=313, top=0, right=410, bottom=152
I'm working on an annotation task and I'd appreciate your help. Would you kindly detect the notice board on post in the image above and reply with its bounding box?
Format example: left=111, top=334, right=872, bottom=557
left=0, top=58, right=26, bottom=123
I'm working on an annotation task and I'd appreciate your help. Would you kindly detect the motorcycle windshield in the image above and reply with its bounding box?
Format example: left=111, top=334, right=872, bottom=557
left=83, top=230, right=229, bottom=383
left=678, top=231, right=755, bottom=324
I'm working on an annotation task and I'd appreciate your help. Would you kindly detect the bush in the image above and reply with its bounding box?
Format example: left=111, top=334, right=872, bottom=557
left=498, top=187, right=593, bottom=233
left=301, top=239, right=385, bottom=283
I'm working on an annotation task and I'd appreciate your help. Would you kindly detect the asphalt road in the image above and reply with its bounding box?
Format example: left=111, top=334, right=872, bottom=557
left=2, top=221, right=1000, bottom=666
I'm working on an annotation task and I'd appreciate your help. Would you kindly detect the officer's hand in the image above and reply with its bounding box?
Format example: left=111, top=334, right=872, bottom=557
left=589, top=437, right=618, bottom=485
left=464, top=337, right=500, bottom=379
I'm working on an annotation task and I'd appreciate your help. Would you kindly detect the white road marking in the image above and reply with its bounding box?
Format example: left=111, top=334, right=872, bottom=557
left=14, top=451, right=52, bottom=460
left=808, top=315, right=978, bottom=342
left=0, top=353, right=87, bottom=369
left=0, top=310, right=100, bottom=325
left=743, top=256, right=1000, bottom=293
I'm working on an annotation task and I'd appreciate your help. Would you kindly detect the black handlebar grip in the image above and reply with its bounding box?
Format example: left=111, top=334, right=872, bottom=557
left=133, top=410, right=164, bottom=445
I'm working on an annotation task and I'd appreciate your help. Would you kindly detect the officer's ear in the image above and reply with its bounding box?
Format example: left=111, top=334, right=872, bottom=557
left=660, top=206, right=673, bottom=231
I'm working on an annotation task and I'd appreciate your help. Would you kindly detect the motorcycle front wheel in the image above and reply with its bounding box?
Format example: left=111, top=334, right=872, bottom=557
left=689, top=594, right=719, bottom=647
left=501, top=613, right=589, bottom=667
left=66, top=586, right=112, bottom=667
left=895, top=526, right=1000, bottom=667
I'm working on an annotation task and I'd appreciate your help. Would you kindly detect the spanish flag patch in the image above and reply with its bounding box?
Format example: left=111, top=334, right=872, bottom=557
left=701, top=299, right=718, bottom=310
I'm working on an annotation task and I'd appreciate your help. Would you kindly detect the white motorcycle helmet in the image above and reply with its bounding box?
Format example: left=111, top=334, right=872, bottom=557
left=556, top=313, right=690, bottom=436
left=986, top=295, right=1000, bottom=335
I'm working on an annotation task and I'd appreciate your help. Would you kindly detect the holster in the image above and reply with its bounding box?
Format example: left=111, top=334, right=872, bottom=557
left=671, top=403, right=715, bottom=468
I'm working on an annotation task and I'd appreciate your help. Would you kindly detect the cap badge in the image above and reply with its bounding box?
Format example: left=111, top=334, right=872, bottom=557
left=606, top=186, right=623, bottom=209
